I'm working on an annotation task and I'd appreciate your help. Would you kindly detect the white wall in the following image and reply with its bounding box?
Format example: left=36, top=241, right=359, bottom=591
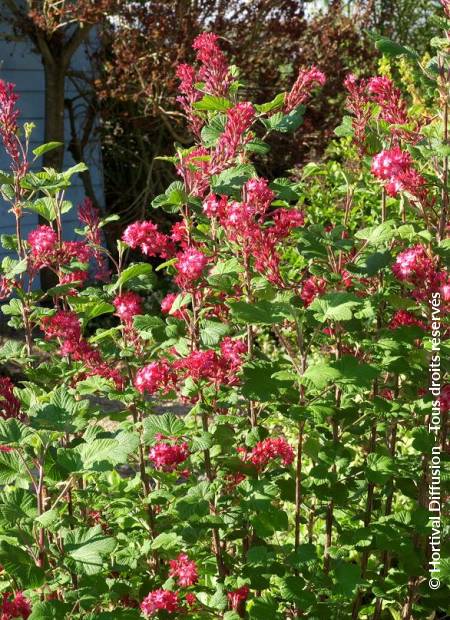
left=0, top=32, right=104, bottom=273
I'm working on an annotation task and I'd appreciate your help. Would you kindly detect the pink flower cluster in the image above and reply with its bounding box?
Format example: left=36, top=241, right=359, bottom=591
left=284, top=66, right=326, bottom=112
left=149, top=437, right=190, bottom=473
left=78, top=198, right=110, bottom=281
left=176, top=147, right=210, bottom=198
left=177, top=33, right=233, bottom=136
left=371, top=147, right=428, bottom=201
left=227, top=586, right=249, bottom=612
left=367, top=76, right=409, bottom=128
left=203, top=179, right=304, bottom=285
left=113, top=291, right=143, bottom=325
left=212, top=102, right=255, bottom=171
left=391, top=245, right=450, bottom=302
left=122, top=220, right=174, bottom=258
left=344, top=74, right=372, bottom=151
left=344, top=74, right=419, bottom=150
left=134, top=361, right=177, bottom=395
left=140, top=589, right=179, bottom=616
left=27, top=225, right=92, bottom=275
left=0, top=592, right=31, bottom=620
left=41, top=311, right=123, bottom=389
left=176, top=339, right=247, bottom=387
left=301, top=276, right=327, bottom=306
left=245, top=437, right=295, bottom=470
left=174, top=248, right=209, bottom=288
left=391, top=245, right=434, bottom=283
left=169, top=553, right=198, bottom=587
left=0, top=377, right=22, bottom=420
left=0, top=80, right=27, bottom=176
left=193, top=33, right=233, bottom=97
left=389, top=310, right=424, bottom=330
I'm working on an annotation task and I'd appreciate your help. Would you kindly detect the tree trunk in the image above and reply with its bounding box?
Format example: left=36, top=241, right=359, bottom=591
left=42, top=60, right=66, bottom=171
left=40, top=60, right=66, bottom=290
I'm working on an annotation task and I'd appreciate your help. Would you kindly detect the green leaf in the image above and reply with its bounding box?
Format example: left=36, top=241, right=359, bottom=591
left=355, top=220, right=395, bottom=246
left=64, top=526, right=116, bottom=575
left=32, top=142, right=63, bottom=158
left=255, top=92, right=285, bottom=114
left=334, top=115, right=354, bottom=137
left=242, top=361, right=293, bottom=401
left=309, top=292, right=361, bottom=322
left=302, top=363, right=339, bottom=389
left=0, top=541, right=46, bottom=587
left=200, top=320, right=230, bottom=346
left=332, top=561, right=362, bottom=597
left=0, top=418, right=33, bottom=445
left=374, top=36, right=418, bottom=61
left=193, top=94, right=232, bottom=112
left=201, top=115, right=227, bottom=147
left=69, top=298, right=114, bottom=324
left=29, top=602, right=72, bottom=620
left=110, top=263, right=153, bottom=292
left=264, top=105, right=305, bottom=133
left=150, top=532, right=184, bottom=551
left=229, top=300, right=292, bottom=324
left=143, top=414, right=185, bottom=443
left=26, top=197, right=57, bottom=222
left=366, top=453, right=395, bottom=484
left=35, top=509, right=58, bottom=527
left=211, top=164, right=256, bottom=196
left=332, top=356, right=379, bottom=387
left=63, top=162, right=88, bottom=178
left=133, top=314, right=165, bottom=339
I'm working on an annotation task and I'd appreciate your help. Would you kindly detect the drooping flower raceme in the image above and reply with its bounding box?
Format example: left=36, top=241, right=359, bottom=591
left=284, top=66, right=326, bottom=112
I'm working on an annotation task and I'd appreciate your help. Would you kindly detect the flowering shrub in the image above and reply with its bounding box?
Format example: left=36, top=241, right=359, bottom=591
left=0, top=15, right=449, bottom=620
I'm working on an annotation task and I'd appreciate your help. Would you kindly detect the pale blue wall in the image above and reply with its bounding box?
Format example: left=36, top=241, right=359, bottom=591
left=0, top=31, right=104, bottom=271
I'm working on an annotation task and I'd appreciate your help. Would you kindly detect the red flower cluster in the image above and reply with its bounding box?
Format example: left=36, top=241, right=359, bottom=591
left=389, top=310, right=425, bottom=330
left=301, top=276, right=327, bottom=306
left=284, top=66, right=326, bottom=112
left=113, top=291, right=143, bottom=325
left=174, top=248, right=209, bottom=288
left=175, top=341, right=246, bottom=387
left=134, top=361, right=177, bottom=395
left=371, top=147, right=428, bottom=201
left=391, top=245, right=434, bottom=283
left=78, top=198, right=110, bottom=281
left=177, top=33, right=233, bottom=136
left=212, top=102, right=255, bottom=171
left=0, top=592, right=31, bottom=620
left=122, top=220, right=174, bottom=258
left=0, top=377, right=22, bottom=420
left=140, top=589, right=179, bottom=616
left=227, top=586, right=249, bottom=612
left=169, top=553, right=198, bottom=587
left=28, top=225, right=57, bottom=254
left=344, top=74, right=372, bottom=152
left=192, top=33, right=233, bottom=97
left=247, top=437, right=295, bottom=469
left=0, top=80, right=27, bottom=176
left=41, top=311, right=123, bottom=389
left=367, top=76, right=409, bottom=128
left=149, top=438, right=190, bottom=472
left=27, top=226, right=92, bottom=274
left=176, top=147, right=210, bottom=197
